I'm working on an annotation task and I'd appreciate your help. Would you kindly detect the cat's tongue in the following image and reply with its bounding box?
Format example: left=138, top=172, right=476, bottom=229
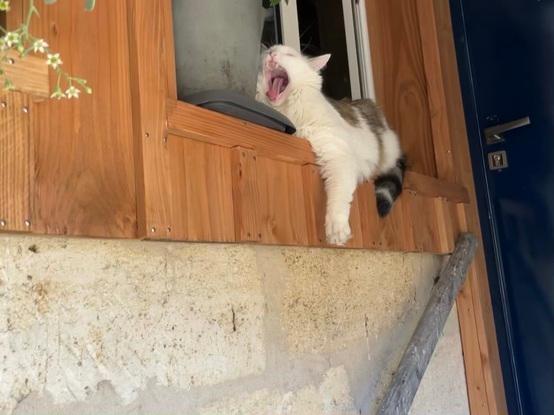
left=267, top=77, right=285, bottom=101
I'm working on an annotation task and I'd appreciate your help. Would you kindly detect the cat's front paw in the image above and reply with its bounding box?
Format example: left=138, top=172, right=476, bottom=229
left=325, top=215, right=352, bottom=246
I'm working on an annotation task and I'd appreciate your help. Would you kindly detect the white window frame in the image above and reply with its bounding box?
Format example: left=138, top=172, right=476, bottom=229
left=279, top=0, right=375, bottom=100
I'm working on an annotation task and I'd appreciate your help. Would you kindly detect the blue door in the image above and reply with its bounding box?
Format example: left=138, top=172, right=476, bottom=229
left=451, top=1, right=554, bottom=414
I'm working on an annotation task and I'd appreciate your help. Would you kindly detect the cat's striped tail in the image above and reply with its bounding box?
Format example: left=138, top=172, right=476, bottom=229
left=374, top=156, right=407, bottom=217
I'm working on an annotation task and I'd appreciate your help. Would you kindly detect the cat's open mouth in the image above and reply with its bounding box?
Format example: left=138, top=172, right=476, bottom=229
left=266, top=66, right=289, bottom=103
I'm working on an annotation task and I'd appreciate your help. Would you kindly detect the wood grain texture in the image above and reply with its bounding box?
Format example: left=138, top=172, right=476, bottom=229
left=2, top=50, right=49, bottom=98
left=0, top=92, right=31, bottom=233
left=231, top=147, right=261, bottom=242
left=365, top=0, right=437, bottom=177
left=167, top=100, right=316, bottom=164
left=29, top=0, right=137, bottom=237
left=256, top=157, right=309, bottom=246
left=167, top=99, right=469, bottom=203
left=417, top=0, right=456, bottom=182
left=418, top=1, right=508, bottom=413
left=127, top=0, right=177, bottom=238
left=163, top=136, right=235, bottom=242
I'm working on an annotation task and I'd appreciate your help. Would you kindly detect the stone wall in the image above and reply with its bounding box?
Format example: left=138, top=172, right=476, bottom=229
left=0, top=235, right=468, bottom=414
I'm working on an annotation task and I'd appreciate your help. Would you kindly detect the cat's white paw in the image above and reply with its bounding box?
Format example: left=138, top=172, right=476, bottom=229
left=325, top=215, right=352, bottom=246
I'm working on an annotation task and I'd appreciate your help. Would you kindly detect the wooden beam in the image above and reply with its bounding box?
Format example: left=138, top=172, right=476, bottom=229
left=377, top=233, right=478, bottom=415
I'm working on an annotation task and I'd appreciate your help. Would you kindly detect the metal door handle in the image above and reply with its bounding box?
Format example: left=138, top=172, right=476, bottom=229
left=484, top=116, right=531, bottom=145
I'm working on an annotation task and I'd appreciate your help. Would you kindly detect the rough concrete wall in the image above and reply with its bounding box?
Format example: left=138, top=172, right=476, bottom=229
left=0, top=235, right=468, bottom=415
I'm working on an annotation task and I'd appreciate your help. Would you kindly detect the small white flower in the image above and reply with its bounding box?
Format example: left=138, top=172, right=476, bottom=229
left=65, top=86, right=80, bottom=99
left=0, top=0, right=10, bottom=12
left=50, top=89, right=66, bottom=100
left=46, top=53, right=62, bottom=69
left=33, top=39, right=48, bottom=53
left=4, top=32, right=19, bottom=47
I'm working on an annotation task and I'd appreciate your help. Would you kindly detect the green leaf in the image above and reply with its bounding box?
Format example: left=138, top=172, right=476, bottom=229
left=84, top=0, right=95, bottom=11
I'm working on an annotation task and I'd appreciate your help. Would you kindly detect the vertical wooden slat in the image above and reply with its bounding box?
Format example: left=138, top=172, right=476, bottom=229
left=231, top=147, right=261, bottom=242
left=416, top=0, right=456, bottom=182
left=0, top=92, right=31, bottom=233
left=434, top=197, right=455, bottom=253
left=365, top=0, right=438, bottom=177
left=127, top=0, right=177, bottom=239
left=257, top=157, right=308, bottom=246
left=301, top=164, right=326, bottom=246
left=29, top=0, right=137, bottom=237
left=166, top=137, right=235, bottom=242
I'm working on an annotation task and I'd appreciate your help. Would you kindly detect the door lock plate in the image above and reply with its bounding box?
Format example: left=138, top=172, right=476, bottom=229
left=488, top=150, right=508, bottom=171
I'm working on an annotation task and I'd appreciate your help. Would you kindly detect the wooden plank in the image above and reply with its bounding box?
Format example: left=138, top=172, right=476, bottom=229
left=416, top=0, right=456, bottom=181
left=2, top=51, right=49, bottom=98
left=417, top=1, right=508, bottom=413
left=405, top=170, right=468, bottom=203
left=377, top=234, right=478, bottom=415
left=29, top=0, right=137, bottom=238
left=404, top=191, right=444, bottom=254
left=128, top=0, right=177, bottom=238
left=231, top=147, right=261, bottom=242
left=434, top=197, right=455, bottom=253
left=256, top=157, right=309, bottom=246
left=162, top=136, right=235, bottom=242
left=167, top=100, right=316, bottom=165
left=352, top=182, right=417, bottom=253
left=0, top=92, right=31, bottom=233
left=365, top=0, right=438, bottom=177
left=302, top=164, right=327, bottom=246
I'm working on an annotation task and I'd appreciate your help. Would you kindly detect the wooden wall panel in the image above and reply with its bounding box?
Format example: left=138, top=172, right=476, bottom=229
left=231, top=147, right=261, bottom=242
left=365, top=0, right=437, bottom=177
left=2, top=51, right=49, bottom=98
left=256, top=157, right=309, bottom=246
left=164, top=136, right=235, bottom=242
left=0, top=92, right=31, bottom=233
left=28, top=0, right=137, bottom=237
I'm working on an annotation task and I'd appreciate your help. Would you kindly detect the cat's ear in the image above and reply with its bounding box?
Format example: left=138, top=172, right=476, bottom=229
left=308, top=54, right=331, bottom=72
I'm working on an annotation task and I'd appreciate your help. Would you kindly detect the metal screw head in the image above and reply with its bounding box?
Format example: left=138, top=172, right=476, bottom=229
left=0, top=220, right=6, bottom=227
left=7, top=58, right=15, bottom=65
left=24, top=220, right=31, bottom=227
left=0, top=102, right=6, bottom=109
left=144, top=132, right=150, bottom=139
left=150, top=226, right=156, bottom=233
left=22, top=107, right=29, bottom=114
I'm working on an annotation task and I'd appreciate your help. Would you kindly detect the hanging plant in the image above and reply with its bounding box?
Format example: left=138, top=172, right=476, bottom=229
left=0, top=0, right=95, bottom=99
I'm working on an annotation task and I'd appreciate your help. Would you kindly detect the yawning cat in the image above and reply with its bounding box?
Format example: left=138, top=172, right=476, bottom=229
left=256, top=45, right=406, bottom=246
